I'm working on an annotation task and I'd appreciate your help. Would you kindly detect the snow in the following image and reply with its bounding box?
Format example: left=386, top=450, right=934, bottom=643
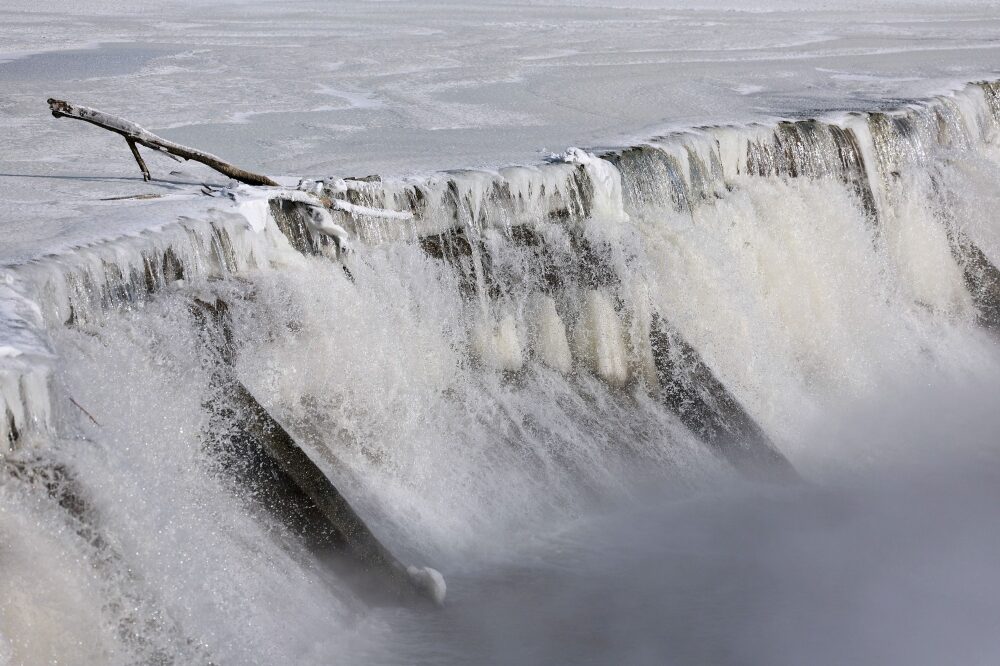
left=233, top=195, right=273, bottom=234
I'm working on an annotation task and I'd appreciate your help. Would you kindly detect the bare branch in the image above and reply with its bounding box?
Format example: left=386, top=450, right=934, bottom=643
left=48, top=98, right=279, bottom=187
left=125, top=137, right=150, bottom=182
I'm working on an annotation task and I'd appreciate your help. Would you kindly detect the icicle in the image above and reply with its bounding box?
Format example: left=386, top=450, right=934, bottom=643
left=572, top=290, right=630, bottom=387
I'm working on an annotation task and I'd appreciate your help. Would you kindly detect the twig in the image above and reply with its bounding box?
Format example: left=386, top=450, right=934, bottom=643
left=68, top=396, right=101, bottom=427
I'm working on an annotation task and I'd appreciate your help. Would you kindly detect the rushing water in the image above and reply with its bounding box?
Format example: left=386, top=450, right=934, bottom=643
left=2, top=81, right=1000, bottom=665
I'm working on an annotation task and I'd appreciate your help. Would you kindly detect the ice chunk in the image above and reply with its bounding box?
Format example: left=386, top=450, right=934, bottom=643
left=527, top=294, right=572, bottom=373
left=407, top=566, right=447, bottom=606
left=572, top=290, right=630, bottom=387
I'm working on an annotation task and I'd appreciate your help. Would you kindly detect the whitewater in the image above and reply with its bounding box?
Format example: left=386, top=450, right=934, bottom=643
left=3, top=1, right=1000, bottom=664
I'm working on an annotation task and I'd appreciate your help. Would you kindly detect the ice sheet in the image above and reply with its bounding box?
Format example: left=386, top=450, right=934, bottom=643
left=2, top=0, right=1000, bottom=265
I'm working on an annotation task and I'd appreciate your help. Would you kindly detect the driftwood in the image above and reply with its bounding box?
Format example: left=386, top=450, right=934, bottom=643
left=47, top=98, right=279, bottom=187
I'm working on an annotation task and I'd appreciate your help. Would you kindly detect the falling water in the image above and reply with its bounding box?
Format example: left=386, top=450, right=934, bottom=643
left=2, top=81, right=1000, bottom=665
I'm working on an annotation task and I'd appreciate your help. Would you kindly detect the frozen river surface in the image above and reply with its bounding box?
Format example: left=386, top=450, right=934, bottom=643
left=2, top=0, right=1000, bottom=262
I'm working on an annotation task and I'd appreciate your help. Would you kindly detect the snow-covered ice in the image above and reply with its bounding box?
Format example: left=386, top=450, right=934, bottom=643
left=2, top=0, right=1000, bottom=264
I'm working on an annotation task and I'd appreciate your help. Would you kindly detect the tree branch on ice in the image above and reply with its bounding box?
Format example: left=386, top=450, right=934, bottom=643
left=47, top=98, right=279, bottom=186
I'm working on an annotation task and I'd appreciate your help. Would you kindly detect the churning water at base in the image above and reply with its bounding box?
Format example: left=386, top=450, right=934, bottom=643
left=2, top=81, right=1000, bottom=664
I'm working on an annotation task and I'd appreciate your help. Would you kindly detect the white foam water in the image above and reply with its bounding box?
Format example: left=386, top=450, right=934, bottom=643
left=1, top=80, right=1000, bottom=664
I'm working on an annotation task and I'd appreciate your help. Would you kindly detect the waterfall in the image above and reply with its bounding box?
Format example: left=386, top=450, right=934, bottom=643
left=1, top=80, right=1000, bottom=663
